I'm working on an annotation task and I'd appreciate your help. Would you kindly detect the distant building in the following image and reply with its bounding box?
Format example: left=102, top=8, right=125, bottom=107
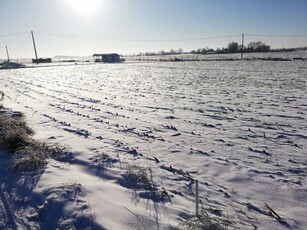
left=205, top=49, right=217, bottom=54
left=93, top=53, right=122, bottom=63
left=32, top=58, right=52, bottom=63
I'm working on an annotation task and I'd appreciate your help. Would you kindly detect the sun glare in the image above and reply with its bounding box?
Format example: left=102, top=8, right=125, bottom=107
left=67, top=0, right=101, bottom=15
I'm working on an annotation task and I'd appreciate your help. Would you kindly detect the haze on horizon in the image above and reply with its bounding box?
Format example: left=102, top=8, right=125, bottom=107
left=1, top=0, right=307, bottom=59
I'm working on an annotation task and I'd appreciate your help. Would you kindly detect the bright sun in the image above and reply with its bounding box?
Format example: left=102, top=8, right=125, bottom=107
left=67, top=0, right=101, bottom=15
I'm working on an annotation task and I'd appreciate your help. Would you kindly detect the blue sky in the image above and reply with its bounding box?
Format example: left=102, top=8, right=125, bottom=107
left=1, top=0, right=307, bottom=58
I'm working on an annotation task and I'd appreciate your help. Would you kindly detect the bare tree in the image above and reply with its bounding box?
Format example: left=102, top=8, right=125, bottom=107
left=247, top=41, right=270, bottom=52
left=228, top=42, right=239, bottom=53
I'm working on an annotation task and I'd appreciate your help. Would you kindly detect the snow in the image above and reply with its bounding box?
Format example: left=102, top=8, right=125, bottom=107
left=0, top=56, right=307, bottom=229
left=0, top=62, right=25, bottom=69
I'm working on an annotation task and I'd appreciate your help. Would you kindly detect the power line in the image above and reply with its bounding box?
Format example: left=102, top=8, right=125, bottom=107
left=2, top=31, right=307, bottom=39
left=35, top=31, right=241, bottom=42
left=246, top=34, right=307, bottom=37
left=11, top=35, right=31, bottom=51
left=0, top=32, right=29, bottom=37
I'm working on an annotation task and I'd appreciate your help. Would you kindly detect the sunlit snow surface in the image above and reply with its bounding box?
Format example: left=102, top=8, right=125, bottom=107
left=1, top=59, right=306, bottom=229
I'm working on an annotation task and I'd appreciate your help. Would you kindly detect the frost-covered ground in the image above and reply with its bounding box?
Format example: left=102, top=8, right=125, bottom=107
left=0, top=58, right=307, bottom=229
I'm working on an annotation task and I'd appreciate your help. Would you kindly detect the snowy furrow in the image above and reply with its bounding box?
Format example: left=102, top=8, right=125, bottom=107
left=0, top=60, right=306, bottom=229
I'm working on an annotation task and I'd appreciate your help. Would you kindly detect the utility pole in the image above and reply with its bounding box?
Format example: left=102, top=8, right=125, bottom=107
left=31, top=30, right=39, bottom=64
left=5, top=46, right=10, bottom=62
left=241, top=33, right=244, bottom=59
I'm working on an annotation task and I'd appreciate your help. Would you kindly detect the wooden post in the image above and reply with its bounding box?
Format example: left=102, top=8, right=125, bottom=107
left=31, top=31, right=39, bottom=64
left=5, top=46, right=10, bottom=62
left=241, top=33, right=244, bottom=59
left=195, top=180, right=199, bottom=216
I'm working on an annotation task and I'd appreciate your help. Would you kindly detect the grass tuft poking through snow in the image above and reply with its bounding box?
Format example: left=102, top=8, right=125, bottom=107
left=0, top=115, right=34, bottom=151
left=13, top=142, right=70, bottom=171
left=176, top=209, right=230, bottom=230
left=0, top=108, right=71, bottom=171
left=123, top=164, right=155, bottom=190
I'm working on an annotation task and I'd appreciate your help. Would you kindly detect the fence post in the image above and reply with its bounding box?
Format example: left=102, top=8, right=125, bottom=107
left=195, top=180, right=199, bottom=216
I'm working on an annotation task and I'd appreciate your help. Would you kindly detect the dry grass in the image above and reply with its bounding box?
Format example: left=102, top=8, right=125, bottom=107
left=0, top=108, right=70, bottom=171
left=13, top=142, right=70, bottom=171
left=123, top=164, right=155, bottom=190
left=176, top=209, right=230, bottom=230
left=0, top=90, right=4, bottom=101
left=0, top=115, right=34, bottom=151
left=14, top=145, right=47, bottom=171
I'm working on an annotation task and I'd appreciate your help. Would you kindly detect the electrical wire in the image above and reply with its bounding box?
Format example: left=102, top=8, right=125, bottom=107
left=11, top=35, right=31, bottom=51
left=1, top=31, right=307, bottom=39
left=35, top=32, right=242, bottom=42
left=0, top=32, right=29, bottom=37
left=245, top=34, right=307, bottom=37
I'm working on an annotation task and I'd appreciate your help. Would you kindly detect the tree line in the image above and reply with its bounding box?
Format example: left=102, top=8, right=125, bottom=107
left=136, top=41, right=271, bottom=56
left=187, top=40, right=270, bottom=54
left=227, top=41, right=270, bottom=53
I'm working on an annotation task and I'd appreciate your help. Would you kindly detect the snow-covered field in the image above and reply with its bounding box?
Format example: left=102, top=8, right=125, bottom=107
left=0, top=59, right=306, bottom=229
